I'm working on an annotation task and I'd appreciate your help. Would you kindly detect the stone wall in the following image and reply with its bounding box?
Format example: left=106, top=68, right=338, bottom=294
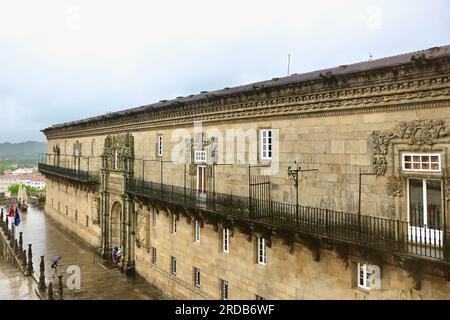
left=134, top=204, right=450, bottom=300
left=45, top=180, right=101, bottom=248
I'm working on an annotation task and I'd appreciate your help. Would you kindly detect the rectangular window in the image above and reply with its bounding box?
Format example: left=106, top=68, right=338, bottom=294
left=195, top=220, right=201, bottom=242
left=194, top=267, right=201, bottom=288
left=408, top=178, right=443, bottom=245
left=258, top=237, right=266, bottom=265
left=86, top=216, right=89, bottom=227
left=194, top=150, right=206, bottom=163
left=66, top=205, right=68, bottom=215
left=260, top=129, right=272, bottom=160
left=157, top=136, right=164, bottom=157
left=223, top=228, right=229, bottom=253
left=172, top=214, right=177, bottom=234
left=151, top=247, right=157, bottom=265
left=75, top=210, right=78, bottom=221
left=171, top=256, right=177, bottom=275
left=220, top=279, right=229, bottom=300
left=152, top=208, right=157, bottom=227
left=402, top=153, right=441, bottom=172
left=357, top=263, right=371, bottom=290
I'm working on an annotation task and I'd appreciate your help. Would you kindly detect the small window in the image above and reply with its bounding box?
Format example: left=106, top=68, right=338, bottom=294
left=171, top=256, right=177, bottom=275
left=151, top=247, right=157, bottom=265
left=157, top=136, right=164, bottom=157
left=223, top=228, right=229, bottom=253
left=86, top=215, right=89, bottom=227
left=357, top=263, right=371, bottom=290
left=152, top=208, right=157, bottom=227
left=194, top=267, right=201, bottom=288
left=75, top=210, right=78, bottom=221
left=260, top=129, right=272, bottom=160
left=172, top=214, right=177, bottom=234
left=194, top=150, right=206, bottom=163
left=66, top=205, right=68, bottom=215
left=195, top=220, right=201, bottom=242
left=402, top=153, right=441, bottom=172
left=255, top=295, right=265, bottom=300
left=258, top=237, right=266, bottom=265
left=220, top=279, right=229, bottom=300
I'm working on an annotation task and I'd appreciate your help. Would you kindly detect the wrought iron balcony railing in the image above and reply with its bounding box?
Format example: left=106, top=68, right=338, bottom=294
left=38, top=163, right=100, bottom=184
left=126, top=178, right=449, bottom=262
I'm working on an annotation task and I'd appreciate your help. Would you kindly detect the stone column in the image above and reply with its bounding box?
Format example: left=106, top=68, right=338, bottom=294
left=27, top=244, right=33, bottom=275
left=38, top=256, right=46, bottom=291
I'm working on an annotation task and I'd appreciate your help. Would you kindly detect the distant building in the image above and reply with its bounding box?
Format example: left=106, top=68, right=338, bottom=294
left=12, top=168, right=34, bottom=175
left=0, top=172, right=46, bottom=192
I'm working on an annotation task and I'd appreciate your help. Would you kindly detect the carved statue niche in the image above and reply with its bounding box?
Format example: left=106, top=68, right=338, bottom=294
left=135, top=209, right=147, bottom=248
left=73, top=140, right=82, bottom=155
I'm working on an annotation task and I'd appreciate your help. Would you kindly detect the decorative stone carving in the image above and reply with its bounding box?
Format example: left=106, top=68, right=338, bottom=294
left=371, top=120, right=446, bottom=176
left=395, top=120, right=445, bottom=146
left=73, top=140, right=82, bottom=155
left=103, top=133, right=134, bottom=170
left=386, top=176, right=403, bottom=197
left=135, top=210, right=146, bottom=248
left=52, top=144, right=61, bottom=154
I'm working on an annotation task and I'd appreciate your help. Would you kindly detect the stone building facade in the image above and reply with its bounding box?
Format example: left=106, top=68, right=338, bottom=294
left=40, top=45, right=450, bottom=299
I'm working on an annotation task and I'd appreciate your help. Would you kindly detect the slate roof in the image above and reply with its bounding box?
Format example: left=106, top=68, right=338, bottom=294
left=44, top=44, right=450, bottom=131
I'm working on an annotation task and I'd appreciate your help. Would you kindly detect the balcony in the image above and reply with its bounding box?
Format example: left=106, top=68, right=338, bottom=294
left=126, top=178, right=449, bottom=263
left=38, top=163, right=100, bottom=185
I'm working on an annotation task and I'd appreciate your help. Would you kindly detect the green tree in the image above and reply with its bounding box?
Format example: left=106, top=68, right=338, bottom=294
left=8, top=183, right=44, bottom=196
left=8, top=183, right=19, bottom=195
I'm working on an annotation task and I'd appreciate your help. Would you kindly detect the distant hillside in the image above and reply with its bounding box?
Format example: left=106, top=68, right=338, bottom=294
left=0, top=141, right=47, bottom=162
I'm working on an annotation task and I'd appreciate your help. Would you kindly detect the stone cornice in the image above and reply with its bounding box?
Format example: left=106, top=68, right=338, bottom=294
left=44, top=57, right=450, bottom=140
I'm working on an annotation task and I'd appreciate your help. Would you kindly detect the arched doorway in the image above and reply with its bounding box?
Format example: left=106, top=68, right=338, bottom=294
left=110, top=201, right=122, bottom=251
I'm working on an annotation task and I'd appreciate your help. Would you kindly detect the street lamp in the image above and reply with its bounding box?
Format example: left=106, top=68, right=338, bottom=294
left=288, top=161, right=318, bottom=230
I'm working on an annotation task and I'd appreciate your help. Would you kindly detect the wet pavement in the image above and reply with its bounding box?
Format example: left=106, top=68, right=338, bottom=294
left=0, top=206, right=167, bottom=300
left=0, top=260, right=39, bottom=300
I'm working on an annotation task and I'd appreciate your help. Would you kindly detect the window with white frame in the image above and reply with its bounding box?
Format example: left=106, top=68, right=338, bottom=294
left=223, top=228, right=229, bottom=253
left=172, top=214, right=177, bottom=234
left=157, top=135, right=164, bottom=157
left=171, top=256, right=177, bottom=275
left=220, top=279, right=229, bottom=300
left=195, top=220, right=201, bottom=242
left=257, top=237, right=266, bottom=265
left=151, top=247, right=157, bottom=265
left=194, top=150, right=206, bottom=163
left=260, top=129, right=272, bottom=160
left=402, top=153, right=441, bottom=172
left=152, top=208, right=157, bottom=227
left=194, top=267, right=201, bottom=288
left=357, top=263, right=371, bottom=290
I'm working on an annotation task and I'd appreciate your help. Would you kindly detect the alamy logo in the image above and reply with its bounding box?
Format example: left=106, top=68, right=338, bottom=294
left=367, top=264, right=381, bottom=290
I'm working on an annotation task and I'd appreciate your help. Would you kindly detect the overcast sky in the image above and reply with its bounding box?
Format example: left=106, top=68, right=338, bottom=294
left=0, top=0, right=449, bottom=142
